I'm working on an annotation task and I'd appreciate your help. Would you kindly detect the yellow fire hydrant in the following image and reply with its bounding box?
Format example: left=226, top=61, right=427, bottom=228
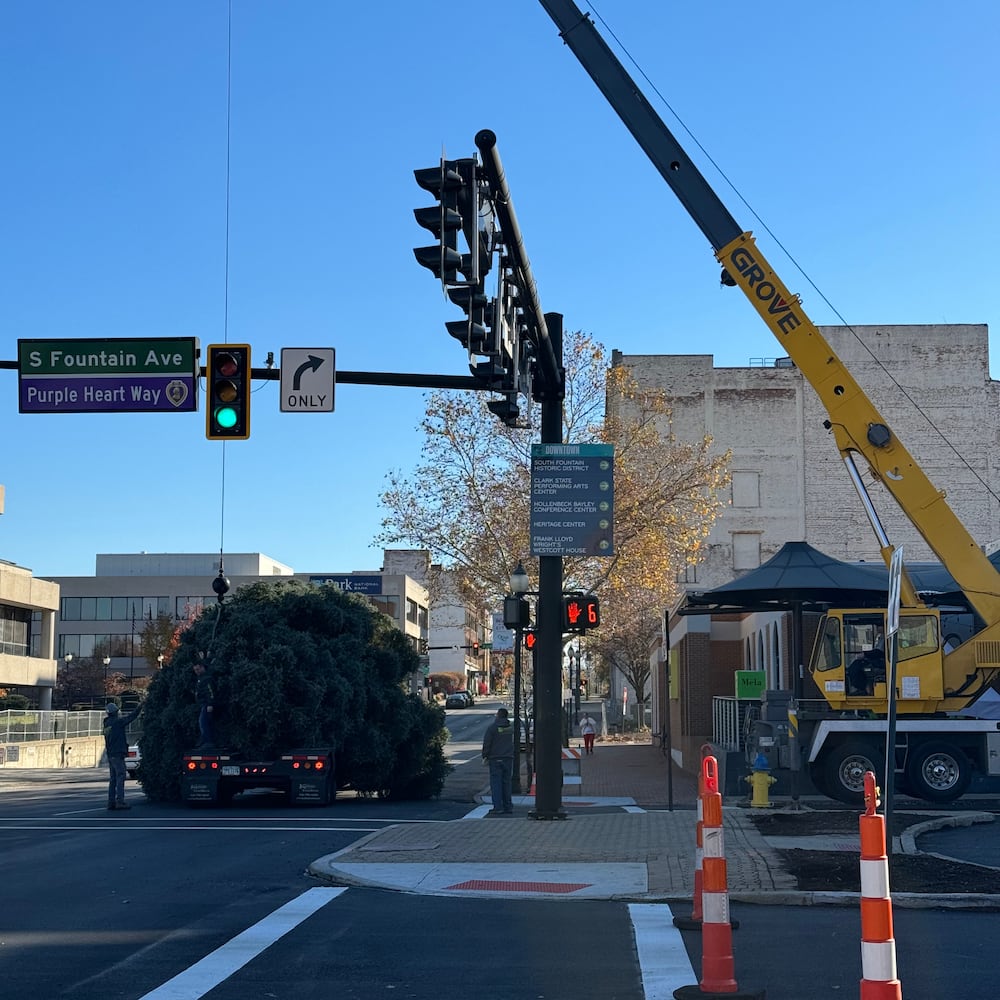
left=746, top=752, right=776, bottom=808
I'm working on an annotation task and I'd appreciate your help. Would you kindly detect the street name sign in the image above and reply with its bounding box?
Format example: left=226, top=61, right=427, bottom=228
left=18, top=337, right=198, bottom=413
left=530, top=443, right=614, bottom=557
left=280, top=348, right=335, bottom=412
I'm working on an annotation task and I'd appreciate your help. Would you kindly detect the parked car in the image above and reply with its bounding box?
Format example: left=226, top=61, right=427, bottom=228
left=125, top=744, right=141, bottom=778
left=445, top=693, right=469, bottom=710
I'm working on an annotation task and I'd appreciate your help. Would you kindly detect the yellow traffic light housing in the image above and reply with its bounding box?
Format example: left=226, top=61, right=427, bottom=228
left=205, top=344, right=251, bottom=440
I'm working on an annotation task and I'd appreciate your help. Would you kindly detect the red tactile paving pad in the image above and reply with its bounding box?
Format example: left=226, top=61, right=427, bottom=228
left=445, top=879, right=591, bottom=894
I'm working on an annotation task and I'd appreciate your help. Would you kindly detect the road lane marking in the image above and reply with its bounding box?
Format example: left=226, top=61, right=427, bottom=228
left=138, top=886, right=346, bottom=999
left=628, top=903, right=697, bottom=999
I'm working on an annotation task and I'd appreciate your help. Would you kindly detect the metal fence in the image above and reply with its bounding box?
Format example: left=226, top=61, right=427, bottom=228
left=712, top=696, right=760, bottom=753
left=0, top=710, right=106, bottom=743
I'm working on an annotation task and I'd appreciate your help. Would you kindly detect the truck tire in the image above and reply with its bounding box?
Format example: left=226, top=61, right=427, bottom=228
left=905, top=741, right=971, bottom=802
left=823, top=741, right=882, bottom=804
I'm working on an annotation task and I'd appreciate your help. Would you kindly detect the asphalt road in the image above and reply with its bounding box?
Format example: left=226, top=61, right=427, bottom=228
left=2, top=711, right=999, bottom=1000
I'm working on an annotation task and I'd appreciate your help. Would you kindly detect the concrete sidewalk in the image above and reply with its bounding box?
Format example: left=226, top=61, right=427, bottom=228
left=309, top=738, right=1000, bottom=907
left=310, top=739, right=797, bottom=902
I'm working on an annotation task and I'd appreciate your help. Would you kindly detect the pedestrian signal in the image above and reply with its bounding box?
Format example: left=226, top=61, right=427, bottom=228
left=563, top=595, right=600, bottom=632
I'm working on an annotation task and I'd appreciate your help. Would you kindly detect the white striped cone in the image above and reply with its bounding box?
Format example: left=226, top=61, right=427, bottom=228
left=699, top=770, right=737, bottom=994
left=674, top=756, right=764, bottom=999
left=859, top=772, right=902, bottom=1000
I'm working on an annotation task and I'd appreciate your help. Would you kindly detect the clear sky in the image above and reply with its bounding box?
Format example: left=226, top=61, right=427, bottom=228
left=2, top=1, right=997, bottom=580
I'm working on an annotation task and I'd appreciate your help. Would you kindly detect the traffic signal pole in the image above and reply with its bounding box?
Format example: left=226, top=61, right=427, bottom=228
left=530, top=312, right=567, bottom=820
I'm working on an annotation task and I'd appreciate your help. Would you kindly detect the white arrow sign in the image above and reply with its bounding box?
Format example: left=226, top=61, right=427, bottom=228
left=280, top=348, right=335, bottom=413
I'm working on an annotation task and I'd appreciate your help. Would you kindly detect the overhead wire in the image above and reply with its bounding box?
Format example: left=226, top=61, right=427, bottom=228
left=588, top=2, right=1000, bottom=510
left=218, top=0, right=234, bottom=567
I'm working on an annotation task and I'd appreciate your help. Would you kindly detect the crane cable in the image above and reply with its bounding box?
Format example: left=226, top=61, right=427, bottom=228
left=588, top=2, right=1000, bottom=511
left=217, top=0, right=233, bottom=571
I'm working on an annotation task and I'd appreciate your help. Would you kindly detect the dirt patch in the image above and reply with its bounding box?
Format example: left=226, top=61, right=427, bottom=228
left=747, top=807, right=1000, bottom=894
left=779, top=848, right=1000, bottom=894
left=748, top=808, right=918, bottom=839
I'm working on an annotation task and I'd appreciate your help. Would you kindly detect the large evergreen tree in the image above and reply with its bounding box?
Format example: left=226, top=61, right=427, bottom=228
left=139, top=579, right=450, bottom=802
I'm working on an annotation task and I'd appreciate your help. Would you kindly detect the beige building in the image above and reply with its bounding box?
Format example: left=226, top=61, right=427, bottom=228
left=614, top=324, right=1000, bottom=591
left=612, top=324, right=1000, bottom=771
left=0, top=559, right=60, bottom=709
left=45, top=551, right=429, bottom=691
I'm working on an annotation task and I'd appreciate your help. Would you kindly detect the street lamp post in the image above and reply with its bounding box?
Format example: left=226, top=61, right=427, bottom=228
left=103, top=656, right=111, bottom=695
left=157, top=654, right=165, bottom=670
left=508, top=561, right=532, bottom=795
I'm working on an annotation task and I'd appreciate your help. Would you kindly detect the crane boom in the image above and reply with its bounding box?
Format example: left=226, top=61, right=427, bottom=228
left=539, top=0, right=1000, bottom=648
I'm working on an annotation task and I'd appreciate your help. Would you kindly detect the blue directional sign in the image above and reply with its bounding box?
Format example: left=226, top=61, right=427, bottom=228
left=530, top=443, right=614, bottom=557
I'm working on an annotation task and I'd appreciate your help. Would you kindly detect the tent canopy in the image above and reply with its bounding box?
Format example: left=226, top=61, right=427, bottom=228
left=682, top=541, right=889, bottom=613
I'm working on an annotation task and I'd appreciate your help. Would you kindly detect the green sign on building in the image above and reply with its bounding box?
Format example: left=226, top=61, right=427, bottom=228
left=735, top=670, right=766, bottom=700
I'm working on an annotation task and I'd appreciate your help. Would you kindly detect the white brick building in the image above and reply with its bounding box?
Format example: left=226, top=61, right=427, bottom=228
left=613, top=324, right=1000, bottom=591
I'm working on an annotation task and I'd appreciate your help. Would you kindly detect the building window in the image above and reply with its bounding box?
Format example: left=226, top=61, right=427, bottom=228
left=0, top=604, right=30, bottom=656
left=731, top=471, right=761, bottom=508
left=367, top=594, right=400, bottom=620
left=176, top=597, right=207, bottom=618
left=732, top=533, right=761, bottom=571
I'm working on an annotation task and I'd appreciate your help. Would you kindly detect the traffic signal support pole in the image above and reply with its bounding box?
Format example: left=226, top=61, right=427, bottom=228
left=530, top=312, right=567, bottom=820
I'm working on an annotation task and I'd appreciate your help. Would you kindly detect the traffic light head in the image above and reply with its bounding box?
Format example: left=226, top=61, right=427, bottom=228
left=413, top=160, right=465, bottom=285
left=206, top=344, right=251, bottom=440
left=523, top=630, right=537, bottom=651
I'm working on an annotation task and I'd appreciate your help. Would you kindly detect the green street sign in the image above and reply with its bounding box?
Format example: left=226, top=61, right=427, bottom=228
left=18, top=337, right=199, bottom=413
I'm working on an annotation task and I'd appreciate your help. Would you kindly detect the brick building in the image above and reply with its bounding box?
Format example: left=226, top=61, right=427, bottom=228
left=611, top=324, right=1000, bottom=771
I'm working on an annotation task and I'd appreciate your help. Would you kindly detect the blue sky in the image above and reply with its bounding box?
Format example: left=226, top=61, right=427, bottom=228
left=2, top=1, right=997, bottom=579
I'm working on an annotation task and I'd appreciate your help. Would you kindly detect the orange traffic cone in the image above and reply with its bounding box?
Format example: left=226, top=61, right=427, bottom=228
left=859, top=771, right=902, bottom=1000
left=673, top=756, right=763, bottom=1000
left=673, top=759, right=705, bottom=930
left=675, top=746, right=738, bottom=932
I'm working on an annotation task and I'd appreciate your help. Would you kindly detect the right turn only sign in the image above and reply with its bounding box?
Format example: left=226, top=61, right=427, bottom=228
left=280, top=348, right=335, bottom=412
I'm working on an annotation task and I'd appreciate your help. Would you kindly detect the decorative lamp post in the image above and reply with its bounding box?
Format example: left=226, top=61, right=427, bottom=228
left=157, top=653, right=165, bottom=670
left=103, top=655, right=111, bottom=694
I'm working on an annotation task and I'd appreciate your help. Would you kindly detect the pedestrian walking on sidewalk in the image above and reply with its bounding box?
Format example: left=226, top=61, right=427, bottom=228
left=580, top=714, right=597, bottom=755
left=103, top=701, right=141, bottom=811
left=482, top=707, right=515, bottom=815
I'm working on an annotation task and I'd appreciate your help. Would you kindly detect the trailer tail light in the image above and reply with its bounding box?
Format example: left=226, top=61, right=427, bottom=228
left=184, top=756, right=222, bottom=771
left=287, top=754, right=328, bottom=771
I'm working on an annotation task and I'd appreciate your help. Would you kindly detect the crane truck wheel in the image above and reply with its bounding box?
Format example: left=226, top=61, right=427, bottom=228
left=905, top=741, right=971, bottom=802
left=822, top=741, right=882, bottom=805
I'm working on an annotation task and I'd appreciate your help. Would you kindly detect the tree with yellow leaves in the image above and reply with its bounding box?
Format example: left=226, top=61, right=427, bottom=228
left=377, top=331, right=730, bottom=708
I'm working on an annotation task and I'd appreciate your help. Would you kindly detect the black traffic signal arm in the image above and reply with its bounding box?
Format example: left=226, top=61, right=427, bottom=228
left=537, top=0, right=1000, bottom=683
left=203, top=365, right=484, bottom=392
left=474, top=130, right=563, bottom=400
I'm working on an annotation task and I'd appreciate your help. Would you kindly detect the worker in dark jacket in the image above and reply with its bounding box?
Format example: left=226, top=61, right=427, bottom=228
left=103, top=701, right=141, bottom=810
left=193, top=657, right=217, bottom=747
left=482, top=707, right=515, bottom=815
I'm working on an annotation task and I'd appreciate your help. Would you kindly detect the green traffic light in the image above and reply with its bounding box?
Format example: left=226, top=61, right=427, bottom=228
left=214, top=406, right=238, bottom=429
